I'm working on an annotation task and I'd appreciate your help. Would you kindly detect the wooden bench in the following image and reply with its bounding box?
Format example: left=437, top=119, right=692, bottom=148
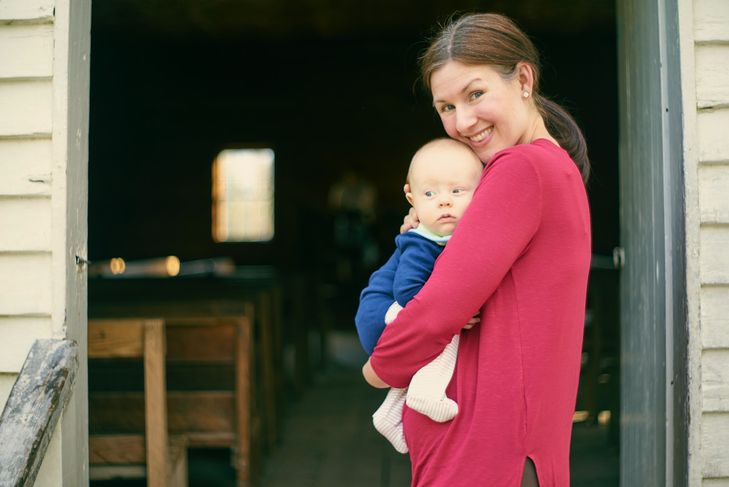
left=88, top=318, right=188, bottom=486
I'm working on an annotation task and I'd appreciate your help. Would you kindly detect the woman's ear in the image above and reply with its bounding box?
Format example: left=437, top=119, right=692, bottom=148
left=516, top=62, right=536, bottom=97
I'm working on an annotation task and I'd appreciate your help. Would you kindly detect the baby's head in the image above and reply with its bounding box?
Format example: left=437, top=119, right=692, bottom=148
left=405, top=138, right=484, bottom=237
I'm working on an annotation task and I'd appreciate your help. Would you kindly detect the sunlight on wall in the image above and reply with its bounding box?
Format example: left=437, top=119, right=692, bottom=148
left=212, top=148, right=275, bottom=242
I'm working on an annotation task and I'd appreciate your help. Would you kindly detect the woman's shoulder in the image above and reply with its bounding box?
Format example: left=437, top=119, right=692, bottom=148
left=487, top=139, right=574, bottom=176
left=493, top=138, right=565, bottom=161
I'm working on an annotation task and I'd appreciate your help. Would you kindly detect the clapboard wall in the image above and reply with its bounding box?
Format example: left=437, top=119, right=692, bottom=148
left=0, top=0, right=89, bottom=484
left=682, top=0, right=729, bottom=484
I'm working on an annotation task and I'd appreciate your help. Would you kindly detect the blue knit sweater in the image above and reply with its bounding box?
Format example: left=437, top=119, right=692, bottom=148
left=355, top=229, right=447, bottom=354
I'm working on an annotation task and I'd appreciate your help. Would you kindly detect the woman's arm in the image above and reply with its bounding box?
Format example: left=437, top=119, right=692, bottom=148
left=362, top=358, right=389, bottom=388
left=369, top=152, right=543, bottom=388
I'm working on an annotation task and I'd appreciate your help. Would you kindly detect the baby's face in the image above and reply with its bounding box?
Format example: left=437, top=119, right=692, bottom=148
left=406, top=144, right=483, bottom=237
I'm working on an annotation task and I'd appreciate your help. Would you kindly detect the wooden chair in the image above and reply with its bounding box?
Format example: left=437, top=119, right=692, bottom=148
left=88, top=318, right=187, bottom=486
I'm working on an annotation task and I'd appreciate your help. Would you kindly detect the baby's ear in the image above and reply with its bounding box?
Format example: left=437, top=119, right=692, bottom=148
left=404, top=184, right=414, bottom=205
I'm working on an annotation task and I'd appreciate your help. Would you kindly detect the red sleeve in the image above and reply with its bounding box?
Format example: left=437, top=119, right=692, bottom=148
left=369, top=150, right=543, bottom=388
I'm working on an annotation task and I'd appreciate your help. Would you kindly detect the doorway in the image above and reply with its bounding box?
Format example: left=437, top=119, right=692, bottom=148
left=87, top=1, right=621, bottom=485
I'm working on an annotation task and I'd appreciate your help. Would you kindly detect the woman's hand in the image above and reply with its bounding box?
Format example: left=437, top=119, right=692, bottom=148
left=400, top=186, right=420, bottom=234
left=400, top=207, right=419, bottom=233
left=463, top=312, right=481, bottom=330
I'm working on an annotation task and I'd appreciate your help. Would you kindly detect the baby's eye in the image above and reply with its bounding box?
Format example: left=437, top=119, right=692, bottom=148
left=424, top=191, right=435, bottom=198
left=468, top=90, right=484, bottom=102
left=452, top=188, right=464, bottom=194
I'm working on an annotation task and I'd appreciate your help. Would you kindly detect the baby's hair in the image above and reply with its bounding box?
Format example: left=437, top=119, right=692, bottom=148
left=406, top=138, right=480, bottom=184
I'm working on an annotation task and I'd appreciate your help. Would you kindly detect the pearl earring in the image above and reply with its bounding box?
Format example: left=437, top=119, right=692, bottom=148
left=522, top=91, right=530, bottom=98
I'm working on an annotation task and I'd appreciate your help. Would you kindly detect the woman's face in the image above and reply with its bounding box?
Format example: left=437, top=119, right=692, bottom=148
left=430, top=61, right=534, bottom=163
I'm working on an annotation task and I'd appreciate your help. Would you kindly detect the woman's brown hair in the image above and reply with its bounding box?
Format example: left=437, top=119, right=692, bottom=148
left=420, top=13, right=590, bottom=183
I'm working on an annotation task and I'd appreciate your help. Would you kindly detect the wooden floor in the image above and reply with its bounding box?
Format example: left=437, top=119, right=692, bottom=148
left=92, top=330, right=619, bottom=487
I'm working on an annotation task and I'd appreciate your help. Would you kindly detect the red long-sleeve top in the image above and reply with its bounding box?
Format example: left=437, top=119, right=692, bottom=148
left=369, top=139, right=591, bottom=486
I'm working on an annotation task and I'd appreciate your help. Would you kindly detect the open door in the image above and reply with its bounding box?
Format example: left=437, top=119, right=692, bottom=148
left=616, top=0, right=688, bottom=485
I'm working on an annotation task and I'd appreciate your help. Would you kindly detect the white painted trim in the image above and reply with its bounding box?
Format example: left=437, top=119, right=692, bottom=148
left=678, top=0, right=703, bottom=484
left=50, top=0, right=90, bottom=485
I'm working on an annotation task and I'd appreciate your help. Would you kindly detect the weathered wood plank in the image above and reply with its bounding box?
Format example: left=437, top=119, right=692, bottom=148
left=0, top=139, right=52, bottom=196
left=701, top=286, right=729, bottom=348
left=0, top=198, right=52, bottom=252
left=696, top=45, right=729, bottom=109
left=0, top=253, right=52, bottom=315
left=0, top=0, right=53, bottom=22
left=695, top=0, right=729, bottom=43
left=702, top=412, right=729, bottom=478
left=0, top=24, right=53, bottom=79
left=702, top=350, right=729, bottom=412
left=0, top=317, right=53, bottom=373
left=700, top=226, right=729, bottom=284
left=0, top=339, right=78, bottom=487
left=0, top=80, right=52, bottom=136
left=87, top=319, right=146, bottom=358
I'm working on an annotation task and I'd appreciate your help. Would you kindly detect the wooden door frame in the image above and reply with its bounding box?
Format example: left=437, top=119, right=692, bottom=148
left=616, top=0, right=688, bottom=485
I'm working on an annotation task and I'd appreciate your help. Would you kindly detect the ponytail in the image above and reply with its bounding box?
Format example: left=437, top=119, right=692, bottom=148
left=536, top=95, right=590, bottom=184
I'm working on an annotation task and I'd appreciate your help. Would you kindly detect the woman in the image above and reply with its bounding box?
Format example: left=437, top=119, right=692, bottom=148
left=359, top=13, right=591, bottom=487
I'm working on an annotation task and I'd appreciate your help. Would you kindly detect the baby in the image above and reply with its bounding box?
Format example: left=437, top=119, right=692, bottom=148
left=356, top=138, right=483, bottom=453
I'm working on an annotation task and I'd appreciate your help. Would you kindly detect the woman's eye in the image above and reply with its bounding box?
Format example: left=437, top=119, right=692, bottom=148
left=438, top=104, right=455, bottom=114
left=468, top=90, right=484, bottom=101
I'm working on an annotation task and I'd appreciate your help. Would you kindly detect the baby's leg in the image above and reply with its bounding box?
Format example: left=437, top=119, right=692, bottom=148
left=405, top=334, right=459, bottom=422
left=372, top=387, right=409, bottom=454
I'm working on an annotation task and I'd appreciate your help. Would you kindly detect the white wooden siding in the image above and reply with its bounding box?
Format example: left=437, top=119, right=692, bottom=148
left=700, top=226, right=729, bottom=284
left=694, top=0, right=729, bottom=43
left=0, top=24, right=53, bottom=79
left=0, top=139, right=53, bottom=196
left=703, top=350, right=729, bottom=412
left=697, top=109, right=729, bottom=163
left=703, top=479, right=729, bottom=487
left=0, top=199, right=52, bottom=251
left=0, top=317, right=53, bottom=373
left=702, top=413, right=729, bottom=478
left=0, top=253, right=52, bottom=316
left=701, top=286, right=729, bottom=348
left=695, top=45, right=729, bottom=109
left=0, top=80, right=52, bottom=136
left=699, top=165, right=729, bottom=222
left=692, top=0, right=729, bottom=484
left=0, top=374, right=15, bottom=409
left=0, top=0, right=53, bottom=22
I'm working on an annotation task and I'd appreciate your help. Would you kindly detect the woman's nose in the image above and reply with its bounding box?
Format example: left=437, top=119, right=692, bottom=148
left=455, top=105, right=477, bottom=134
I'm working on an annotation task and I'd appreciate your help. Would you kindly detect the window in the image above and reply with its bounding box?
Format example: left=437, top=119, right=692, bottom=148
left=212, top=148, right=275, bottom=242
